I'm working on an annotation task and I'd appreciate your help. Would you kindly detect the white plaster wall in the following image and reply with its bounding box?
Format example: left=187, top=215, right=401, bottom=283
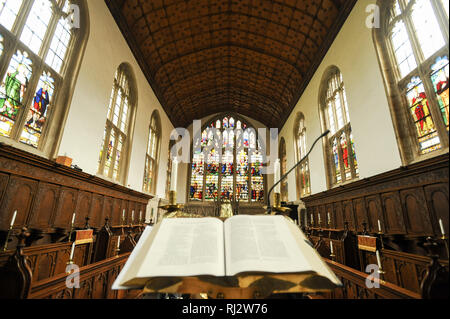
left=58, top=0, right=174, bottom=202
left=280, top=0, right=402, bottom=201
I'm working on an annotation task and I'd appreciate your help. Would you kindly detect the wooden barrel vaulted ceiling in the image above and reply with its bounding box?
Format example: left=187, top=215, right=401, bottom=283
left=106, top=0, right=357, bottom=129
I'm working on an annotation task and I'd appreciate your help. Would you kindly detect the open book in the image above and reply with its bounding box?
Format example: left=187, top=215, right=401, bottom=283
left=113, top=215, right=341, bottom=289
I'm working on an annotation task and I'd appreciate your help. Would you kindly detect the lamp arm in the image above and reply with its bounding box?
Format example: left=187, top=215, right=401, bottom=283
left=266, top=130, right=330, bottom=210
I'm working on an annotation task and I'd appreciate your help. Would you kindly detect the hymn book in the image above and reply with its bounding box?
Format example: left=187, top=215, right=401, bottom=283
left=112, top=215, right=341, bottom=289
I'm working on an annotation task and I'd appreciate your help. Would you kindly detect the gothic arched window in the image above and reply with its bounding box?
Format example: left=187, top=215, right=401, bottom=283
left=143, top=110, right=161, bottom=194
left=165, top=139, right=175, bottom=199
left=279, top=137, right=288, bottom=202
left=320, top=67, right=359, bottom=187
left=374, top=0, right=448, bottom=163
left=294, top=113, right=311, bottom=197
left=98, top=63, right=137, bottom=184
left=0, top=0, right=88, bottom=155
left=189, top=115, right=265, bottom=203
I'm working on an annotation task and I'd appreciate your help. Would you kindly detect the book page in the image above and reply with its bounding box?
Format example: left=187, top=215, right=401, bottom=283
left=224, top=215, right=314, bottom=276
left=112, top=225, right=157, bottom=290
left=136, top=218, right=225, bottom=278
left=285, top=220, right=342, bottom=286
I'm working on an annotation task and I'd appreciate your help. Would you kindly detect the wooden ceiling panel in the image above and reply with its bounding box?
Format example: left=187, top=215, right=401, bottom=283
left=106, top=0, right=356, bottom=128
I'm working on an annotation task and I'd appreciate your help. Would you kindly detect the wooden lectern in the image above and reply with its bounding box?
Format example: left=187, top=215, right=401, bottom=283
left=136, top=213, right=339, bottom=299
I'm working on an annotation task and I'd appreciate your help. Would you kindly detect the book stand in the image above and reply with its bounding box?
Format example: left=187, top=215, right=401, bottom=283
left=141, top=272, right=337, bottom=299
left=139, top=213, right=338, bottom=299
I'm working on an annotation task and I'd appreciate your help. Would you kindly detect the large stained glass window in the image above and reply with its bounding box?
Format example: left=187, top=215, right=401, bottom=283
left=384, top=0, right=448, bottom=157
left=98, top=64, right=136, bottom=184
left=0, top=0, right=79, bottom=149
left=189, top=115, right=265, bottom=203
left=294, top=113, right=311, bottom=198
left=320, top=68, right=358, bottom=187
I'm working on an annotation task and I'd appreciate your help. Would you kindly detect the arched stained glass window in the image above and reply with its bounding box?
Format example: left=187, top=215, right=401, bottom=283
left=165, top=139, right=175, bottom=199
left=279, top=137, right=288, bottom=202
left=143, top=111, right=161, bottom=194
left=294, top=113, right=311, bottom=197
left=0, top=0, right=87, bottom=153
left=375, top=0, right=448, bottom=162
left=189, top=115, right=265, bottom=203
left=320, top=67, right=359, bottom=187
left=98, top=64, right=137, bottom=184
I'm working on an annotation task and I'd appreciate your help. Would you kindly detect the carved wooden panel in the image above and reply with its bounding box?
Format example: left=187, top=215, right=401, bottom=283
left=381, top=192, right=406, bottom=235
left=35, top=253, right=55, bottom=282
left=90, top=194, right=105, bottom=229
left=123, top=200, right=130, bottom=224
left=334, top=202, right=344, bottom=229
left=0, top=176, right=37, bottom=230
left=92, top=273, right=107, bottom=299
left=102, top=196, right=114, bottom=223
left=342, top=201, right=355, bottom=231
left=28, top=182, right=60, bottom=230
left=53, top=187, right=78, bottom=230
left=397, top=261, right=421, bottom=293
left=424, top=183, right=449, bottom=236
left=0, top=173, right=9, bottom=204
left=128, top=201, right=136, bottom=224
left=54, top=246, right=71, bottom=276
left=365, top=195, right=383, bottom=233
left=311, top=207, right=318, bottom=227
left=74, top=191, right=92, bottom=228
left=111, top=198, right=122, bottom=226
left=400, top=188, right=433, bottom=236
left=319, top=205, right=327, bottom=228
left=353, top=198, right=368, bottom=232
left=326, top=204, right=334, bottom=229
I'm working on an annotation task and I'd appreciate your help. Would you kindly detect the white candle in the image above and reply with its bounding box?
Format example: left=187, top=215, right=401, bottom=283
left=71, top=213, right=76, bottom=226
left=318, top=214, right=321, bottom=225
left=170, top=157, right=179, bottom=192
left=439, top=219, right=445, bottom=236
left=122, top=209, right=125, bottom=221
left=378, top=220, right=382, bottom=233
left=10, top=210, right=17, bottom=227
left=376, top=250, right=382, bottom=269
left=131, top=210, right=135, bottom=222
left=327, top=212, right=331, bottom=225
left=330, top=241, right=334, bottom=254
left=117, top=236, right=121, bottom=249
left=139, top=211, right=142, bottom=222
left=274, top=159, right=281, bottom=193
left=69, top=242, right=75, bottom=260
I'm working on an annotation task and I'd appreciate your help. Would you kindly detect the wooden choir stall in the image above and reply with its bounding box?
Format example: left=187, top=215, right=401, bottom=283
left=0, top=143, right=152, bottom=299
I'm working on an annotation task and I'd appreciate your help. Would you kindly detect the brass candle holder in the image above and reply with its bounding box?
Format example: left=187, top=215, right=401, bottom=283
left=267, top=193, right=291, bottom=216
left=159, top=191, right=185, bottom=218
left=2, top=225, right=14, bottom=252
left=441, top=234, right=449, bottom=259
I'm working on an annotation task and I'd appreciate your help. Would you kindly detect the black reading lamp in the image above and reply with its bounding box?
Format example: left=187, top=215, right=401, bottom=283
left=266, top=130, right=331, bottom=215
